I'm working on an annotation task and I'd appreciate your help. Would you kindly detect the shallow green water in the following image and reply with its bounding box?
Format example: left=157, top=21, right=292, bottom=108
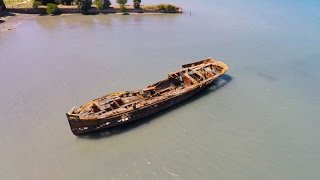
left=0, top=0, right=319, bottom=179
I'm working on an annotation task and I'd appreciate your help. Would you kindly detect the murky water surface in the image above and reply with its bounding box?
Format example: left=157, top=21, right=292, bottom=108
left=0, top=0, right=319, bottom=179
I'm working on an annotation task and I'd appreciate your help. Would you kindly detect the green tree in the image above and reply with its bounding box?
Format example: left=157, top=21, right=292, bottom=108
left=133, top=0, right=140, bottom=9
left=41, top=0, right=55, bottom=5
left=165, top=4, right=176, bottom=11
left=57, top=0, right=73, bottom=5
left=119, top=4, right=127, bottom=14
left=157, top=4, right=177, bottom=12
left=0, top=0, right=7, bottom=12
left=95, top=0, right=111, bottom=10
left=78, top=0, right=92, bottom=14
left=32, top=0, right=42, bottom=9
left=116, top=0, right=127, bottom=5
left=46, top=3, right=59, bottom=14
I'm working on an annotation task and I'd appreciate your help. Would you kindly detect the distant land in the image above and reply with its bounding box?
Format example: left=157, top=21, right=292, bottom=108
left=0, top=2, right=182, bottom=32
left=1, top=0, right=183, bottom=15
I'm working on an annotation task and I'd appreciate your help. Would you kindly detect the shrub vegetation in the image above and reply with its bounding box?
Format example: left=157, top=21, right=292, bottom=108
left=0, top=0, right=6, bottom=12
left=133, top=0, right=140, bottom=9
left=119, top=4, right=127, bottom=14
left=95, top=0, right=110, bottom=10
left=57, top=0, right=73, bottom=5
left=157, top=4, right=177, bottom=12
left=46, top=3, right=59, bottom=14
left=41, top=0, right=55, bottom=5
left=32, top=0, right=42, bottom=9
left=78, top=0, right=92, bottom=14
left=116, top=0, right=127, bottom=5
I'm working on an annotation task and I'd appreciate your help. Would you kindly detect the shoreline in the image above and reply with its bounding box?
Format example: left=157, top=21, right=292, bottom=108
left=7, top=8, right=183, bottom=14
left=0, top=8, right=181, bottom=32
left=5, top=4, right=183, bottom=15
left=0, top=4, right=183, bottom=32
left=0, top=13, right=35, bottom=32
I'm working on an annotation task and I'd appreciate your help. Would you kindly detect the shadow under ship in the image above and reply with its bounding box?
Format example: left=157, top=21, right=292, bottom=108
left=66, top=58, right=229, bottom=135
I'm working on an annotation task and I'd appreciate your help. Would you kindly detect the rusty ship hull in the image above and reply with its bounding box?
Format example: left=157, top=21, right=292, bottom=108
left=66, top=58, right=228, bottom=135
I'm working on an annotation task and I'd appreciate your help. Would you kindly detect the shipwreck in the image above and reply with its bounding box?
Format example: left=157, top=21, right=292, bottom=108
left=66, top=58, right=229, bottom=135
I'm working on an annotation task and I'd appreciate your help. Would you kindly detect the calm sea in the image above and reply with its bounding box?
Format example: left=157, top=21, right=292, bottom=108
left=0, top=0, right=319, bottom=179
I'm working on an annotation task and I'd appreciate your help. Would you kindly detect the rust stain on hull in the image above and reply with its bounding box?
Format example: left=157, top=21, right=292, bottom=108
left=66, top=58, right=229, bottom=135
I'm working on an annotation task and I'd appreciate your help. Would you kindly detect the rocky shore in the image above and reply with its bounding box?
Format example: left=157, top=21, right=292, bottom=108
left=0, top=13, right=34, bottom=32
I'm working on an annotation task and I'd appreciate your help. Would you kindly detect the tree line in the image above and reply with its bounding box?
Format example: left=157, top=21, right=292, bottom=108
left=32, top=0, right=142, bottom=14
